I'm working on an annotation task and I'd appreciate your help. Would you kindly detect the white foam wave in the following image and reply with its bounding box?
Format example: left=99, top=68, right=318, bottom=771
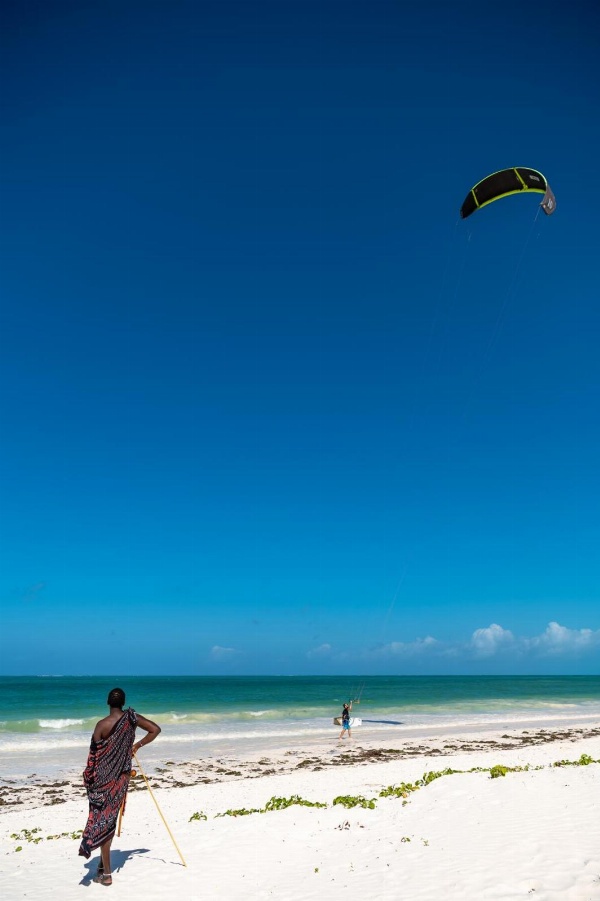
left=0, top=735, right=89, bottom=753
left=38, top=718, right=85, bottom=729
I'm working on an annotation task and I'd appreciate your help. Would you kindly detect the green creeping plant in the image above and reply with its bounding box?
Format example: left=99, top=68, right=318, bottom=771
left=489, top=764, right=533, bottom=779
left=263, top=795, right=327, bottom=811
left=11, top=828, right=42, bottom=842
left=379, top=782, right=419, bottom=798
left=553, top=753, right=597, bottom=768
left=379, top=768, right=462, bottom=799
left=10, top=827, right=82, bottom=850
left=195, top=755, right=600, bottom=824
left=215, top=807, right=261, bottom=818
left=332, top=795, right=376, bottom=810
left=416, top=768, right=462, bottom=786
left=211, top=795, right=329, bottom=818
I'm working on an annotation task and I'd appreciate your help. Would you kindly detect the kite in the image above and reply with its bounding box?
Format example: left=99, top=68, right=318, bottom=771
left=460, top=167, right=556, bottom=219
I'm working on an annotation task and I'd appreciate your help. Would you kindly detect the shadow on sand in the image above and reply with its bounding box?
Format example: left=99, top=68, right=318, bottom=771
left=80, top=848, right=150, bottom=885
left=362, top=719, right=404, bottom=726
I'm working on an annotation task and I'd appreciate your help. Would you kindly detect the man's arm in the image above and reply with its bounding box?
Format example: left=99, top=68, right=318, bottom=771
left=133, top=714, right=161, bottom=754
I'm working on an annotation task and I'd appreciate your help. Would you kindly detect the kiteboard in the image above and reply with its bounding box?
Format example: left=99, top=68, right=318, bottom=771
left=333, top=717, right=362, bottom=727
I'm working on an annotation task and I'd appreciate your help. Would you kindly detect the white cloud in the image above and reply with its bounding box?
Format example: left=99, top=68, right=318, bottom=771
left=525, top=621, right=600, bottom=655
left=470, top=623, right=515, bottom=658
left=307, top=643, right=332, bottom=658
left=209, top=645, right=238, bottom=660
left=365, top=621, right=600, bottom=662
left=374, top=635, right=440, bottom=658
left=468, top=621, right=600, bottom=659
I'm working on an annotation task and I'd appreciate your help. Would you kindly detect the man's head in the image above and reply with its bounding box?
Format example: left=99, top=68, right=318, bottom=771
left=107, top=687, right=126, bottom=708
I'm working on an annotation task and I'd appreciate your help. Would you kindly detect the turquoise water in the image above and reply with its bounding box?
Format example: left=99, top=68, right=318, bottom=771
left=1, top=674, right=599, bottom=737
left=1, top=675, right=599, bottom=779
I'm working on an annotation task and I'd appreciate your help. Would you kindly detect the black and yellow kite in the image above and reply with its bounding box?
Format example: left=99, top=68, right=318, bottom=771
left=460, top=167, right=556, bottom=219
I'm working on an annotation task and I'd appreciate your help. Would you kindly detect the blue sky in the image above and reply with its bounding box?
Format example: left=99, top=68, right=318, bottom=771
left=1, top=0, right=599, bottom=675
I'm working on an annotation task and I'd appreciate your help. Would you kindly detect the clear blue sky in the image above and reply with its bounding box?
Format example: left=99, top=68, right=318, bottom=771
left=1, top=0, right=599, bottom=675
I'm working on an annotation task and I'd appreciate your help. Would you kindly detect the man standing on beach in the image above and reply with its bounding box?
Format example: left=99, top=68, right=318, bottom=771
left=338, top=701, right=352, bottom=740
left=79, top=687, right=161, bottom=886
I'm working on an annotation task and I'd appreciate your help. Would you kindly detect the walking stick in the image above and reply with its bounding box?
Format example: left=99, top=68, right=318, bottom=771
left=133, top=752, right=187, bottom=867
left=117, top=799, right=125, bottom=837
left=117, top=769, right=134, bottom=837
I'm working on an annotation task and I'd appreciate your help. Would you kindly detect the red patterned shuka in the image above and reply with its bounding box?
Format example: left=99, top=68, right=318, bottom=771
left=78, top=708, right=137, bottom=859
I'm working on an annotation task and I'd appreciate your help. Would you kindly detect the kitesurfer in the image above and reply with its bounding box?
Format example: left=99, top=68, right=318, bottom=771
left=338, top=701, right=352, bottom=740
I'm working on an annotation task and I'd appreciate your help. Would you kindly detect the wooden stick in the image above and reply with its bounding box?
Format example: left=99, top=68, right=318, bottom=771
left=134, top=752, right=187, bottom=867
left=117, top=799, right=125, bottom=837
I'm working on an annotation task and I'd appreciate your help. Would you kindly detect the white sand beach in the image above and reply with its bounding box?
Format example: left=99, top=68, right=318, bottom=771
left=1, top=724, right=600, bottom=901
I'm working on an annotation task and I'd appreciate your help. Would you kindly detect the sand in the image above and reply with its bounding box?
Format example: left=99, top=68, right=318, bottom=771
left=1, top=723, right=599, bottom=900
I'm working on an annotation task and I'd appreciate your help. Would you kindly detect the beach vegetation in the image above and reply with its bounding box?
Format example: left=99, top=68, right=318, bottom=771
left=488, top=764, right=539, bottom=778
left=578, top=754, right=596, bottom=765
left=10, top=828, right=43, bottom=845
left=379, top=781, right=418, bottom=798
left=380, top=768, right=462, bottom=800
left=211, top=794, right=329, bottom=819
left=333, top=795, right=376, bottom=809
left=46, top=830, right=83, bottom=840
left=417, top=768, right=462, bottom=785
left=263, top=795, right=327, bottom=811
left=488, top=764, right=530, bottom=778
left=552, top=753, right=597, bottom=767
left=215, top=806, right=261, bottom=817
left=187, top=751, right=600, bottom=829
left=9, top=826, right=82, bottom=852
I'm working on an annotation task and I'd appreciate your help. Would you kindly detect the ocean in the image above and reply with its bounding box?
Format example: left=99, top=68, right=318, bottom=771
left=1, top=675, right=599, bottom=778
